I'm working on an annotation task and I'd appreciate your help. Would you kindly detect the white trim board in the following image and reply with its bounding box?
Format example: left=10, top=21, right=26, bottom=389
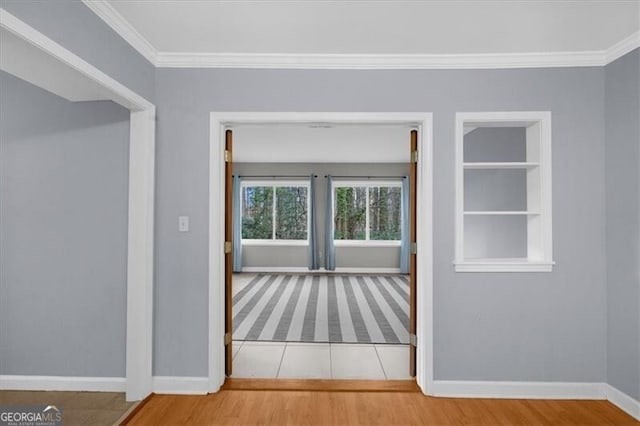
left=0, top=9, right=156, bottom=403
left=240, top=267, right=402, bottom=274
left=78, top=3, right=640, bottom=70
left=604, top=384, right=640, bottom=421
left=432, top=381, right=640, bottom=421
left=152, top=377, right=209, bottom=395
left=0, top=8, right=153, bottom=111
left=209, top=112, right=434, bottom=396
left=0, top=375, right=126, bottom=392
left=431, top=380, right=604, bottom=400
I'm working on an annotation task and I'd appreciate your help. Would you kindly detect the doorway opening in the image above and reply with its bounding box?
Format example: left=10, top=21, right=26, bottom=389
left=208, top=113, right=433, bottom=394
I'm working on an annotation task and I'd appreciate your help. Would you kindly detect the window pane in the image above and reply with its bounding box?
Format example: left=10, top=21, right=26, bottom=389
left=368, top=187, right=402, bottom=240
left=275, top=187, right=308, bottom=240
left=334, top=187, right=366, bottom=240
left=241, top=186, right=273, bottom=239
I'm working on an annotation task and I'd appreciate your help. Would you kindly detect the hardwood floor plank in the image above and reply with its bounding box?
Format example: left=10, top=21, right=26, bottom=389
left=125, top=390, right=640, bottom=425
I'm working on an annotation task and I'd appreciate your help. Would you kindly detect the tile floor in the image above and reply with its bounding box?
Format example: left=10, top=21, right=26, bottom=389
left=231, top=341, right=411, bottom=380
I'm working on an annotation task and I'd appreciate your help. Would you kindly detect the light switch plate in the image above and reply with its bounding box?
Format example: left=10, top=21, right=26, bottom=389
left=178, top=216, right=189, bottom=232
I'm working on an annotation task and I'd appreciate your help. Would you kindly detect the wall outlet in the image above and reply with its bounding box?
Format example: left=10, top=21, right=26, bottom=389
left=178, top=216, right=189, bottom=232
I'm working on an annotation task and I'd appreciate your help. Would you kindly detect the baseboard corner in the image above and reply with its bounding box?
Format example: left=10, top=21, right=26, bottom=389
left=604, top=383, right=640, bottom=421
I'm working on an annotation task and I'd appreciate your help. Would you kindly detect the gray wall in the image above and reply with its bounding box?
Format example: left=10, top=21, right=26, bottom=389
left=0, top=71, right=130, bottom=377
left=154, top=66, right=607, bottom=380
left=234, top=162, right=408, bottom=270
left=604, top=48, right=640, bottom=400
left=0, top=0, right=155, bottom=102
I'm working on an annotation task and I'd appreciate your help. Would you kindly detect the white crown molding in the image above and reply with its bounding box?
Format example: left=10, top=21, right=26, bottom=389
left=81, top=0, right=157, bottom=66
left=0, top=375, right=126, bottom=392
left=155, top=51, right=609, bottom=70
left=605, top=30, right=640, bottom=64
left=82, top=2, right=639, bottom=70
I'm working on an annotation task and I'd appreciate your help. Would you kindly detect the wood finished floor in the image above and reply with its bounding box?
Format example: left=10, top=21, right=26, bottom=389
left=126, top=385, right=639, bottom=426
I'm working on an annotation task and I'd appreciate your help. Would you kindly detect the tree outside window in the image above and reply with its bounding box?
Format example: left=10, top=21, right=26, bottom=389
left=334, top=182, right=402, bottom=242
left=242, top=184, right=309, bottom=241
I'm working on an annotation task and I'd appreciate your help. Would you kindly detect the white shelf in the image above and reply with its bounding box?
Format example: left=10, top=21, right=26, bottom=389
left=463, top=211, right=540, bottom=215
left=463, top=162, right=540, bottom=169
left=454, top=258, right=555, bottom=273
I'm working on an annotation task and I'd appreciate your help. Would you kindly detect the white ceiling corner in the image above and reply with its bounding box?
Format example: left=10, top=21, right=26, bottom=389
left=81, top=0, right=157, bottom=65
left=87, top=0, right=639, bottom=70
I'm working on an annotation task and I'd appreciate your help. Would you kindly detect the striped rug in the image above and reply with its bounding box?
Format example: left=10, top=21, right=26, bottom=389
left=232, top=274, right=410, bottom=344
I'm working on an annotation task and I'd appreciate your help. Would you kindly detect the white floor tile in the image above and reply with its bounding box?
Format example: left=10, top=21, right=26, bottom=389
left=330, top=344, right=385, bottom=380
left=375, top=345, right=411, bottom=379
left=277, top=343, right=331, bottom=379
left=233, top=342, right=285, bottom=378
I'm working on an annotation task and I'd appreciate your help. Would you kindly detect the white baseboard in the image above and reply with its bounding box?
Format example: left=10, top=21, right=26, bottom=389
left=0, top=375, right=125, bottom=392
left=334, top=267, right=402, bottom=274
left=241, top=267, right=403, bottom=274
left=152, top=376, right=208, bottom=395
left=604, top=384, right=640, bottom=420
left=241, top=267, right=309, bottom=273
left=431, top=380, right=604, bottom=400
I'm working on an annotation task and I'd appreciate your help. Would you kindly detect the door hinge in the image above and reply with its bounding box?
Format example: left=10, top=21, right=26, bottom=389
left=411, top=242, right=417, bottom=254
left=410, top=334, right=417, bottom=347
left=224, top=241, right=232, bottom=254
left=224, top=332, right=232, bottom=345
left=411, top=150, right=418, bottom=163
left=224, top=150, right=231, bottom=162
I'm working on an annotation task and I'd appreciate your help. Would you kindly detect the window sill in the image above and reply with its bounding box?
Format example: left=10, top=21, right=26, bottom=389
left=334, top=240, right=401, bottom=248
left=453, top=259, right=555, bottom=272
left=242, top=240, right=308, bottom=247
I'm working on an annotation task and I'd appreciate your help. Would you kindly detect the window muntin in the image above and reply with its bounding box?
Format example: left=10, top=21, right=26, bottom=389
left=241, top=181, right=309, bottom=243
left=333, top=181, right=402, bottom=243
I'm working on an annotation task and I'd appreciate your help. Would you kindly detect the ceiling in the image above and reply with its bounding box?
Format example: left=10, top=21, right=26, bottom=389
left=233, top=124, right=411, bottom=163
left=105, top=0, right=638, bottom=56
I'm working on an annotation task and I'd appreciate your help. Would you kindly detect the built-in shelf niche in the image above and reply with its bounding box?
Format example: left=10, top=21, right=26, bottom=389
left=455, top=112, right=554, bottom=272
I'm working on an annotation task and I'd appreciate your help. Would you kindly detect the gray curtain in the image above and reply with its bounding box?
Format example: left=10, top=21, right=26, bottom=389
left=324, top=175, right=336, bottom=270
left=400, top=176, right=410, bottom=274
left=308, top=174, right=320, bottom=270
left=232, top=175, right=243, bottom=272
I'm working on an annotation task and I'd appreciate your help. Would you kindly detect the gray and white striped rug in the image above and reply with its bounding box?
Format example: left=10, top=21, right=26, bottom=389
left=233, top=274, right=409, bottom=344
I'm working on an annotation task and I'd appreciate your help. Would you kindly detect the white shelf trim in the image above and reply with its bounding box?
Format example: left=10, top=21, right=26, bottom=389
left=454, top=260, right=555, bottom=273
left=463, top=211, right=540, bottom=215
left=463, top=162, right=540, bottom=169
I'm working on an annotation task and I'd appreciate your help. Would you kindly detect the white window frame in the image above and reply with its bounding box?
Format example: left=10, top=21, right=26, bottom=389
left=332, top=179, right=403, bottom=247
left=240, top=180, right=311, bottom=246
left=454, top=111, right=554, bottom=272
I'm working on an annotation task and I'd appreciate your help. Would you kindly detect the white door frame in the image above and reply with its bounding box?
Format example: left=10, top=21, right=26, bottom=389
left=208, top=112, right=434, bottom=395
left=0, top=9, right=155, bottom=401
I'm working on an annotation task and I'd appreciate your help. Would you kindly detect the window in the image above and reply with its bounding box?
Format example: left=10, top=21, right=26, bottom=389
left=241, top=181, right=309, bottom=244
left=333, top=181, right=402, bottom=245
left=454, top=112, right=554, bottom=272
